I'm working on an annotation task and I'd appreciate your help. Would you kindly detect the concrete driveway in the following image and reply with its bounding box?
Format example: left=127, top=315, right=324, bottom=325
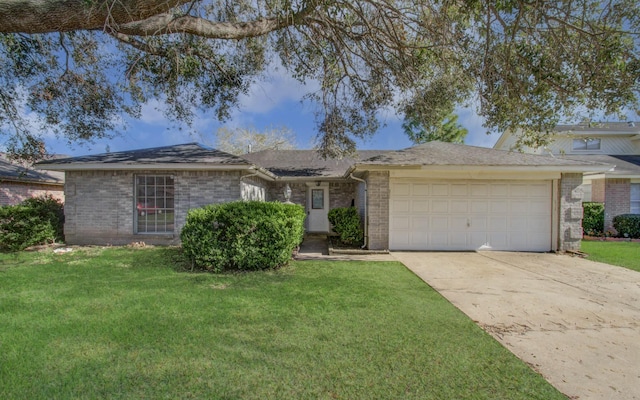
left=392, top=251, right=640, bottom=400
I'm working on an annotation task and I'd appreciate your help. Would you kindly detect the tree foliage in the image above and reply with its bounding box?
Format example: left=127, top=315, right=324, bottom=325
left=0, top=0, right=639, bottom=159
left=403, top=112, right=468, bottom=144
left=215, top=125, right=297, bottom=155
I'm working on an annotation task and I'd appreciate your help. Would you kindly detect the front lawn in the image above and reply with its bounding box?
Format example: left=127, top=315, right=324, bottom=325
left=0, top=247, right=564, bottom=399
left=581, top=240, right=640, bottom=272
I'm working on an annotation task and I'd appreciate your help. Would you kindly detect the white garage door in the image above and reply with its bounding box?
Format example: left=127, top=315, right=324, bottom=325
left=389, top=180, right=552, bottom=251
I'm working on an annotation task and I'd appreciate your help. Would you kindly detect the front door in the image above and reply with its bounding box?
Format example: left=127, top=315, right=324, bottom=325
left=307, top=183, right=329, bottom=232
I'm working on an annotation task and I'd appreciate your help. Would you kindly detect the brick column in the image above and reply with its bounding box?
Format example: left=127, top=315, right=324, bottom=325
left=365, top=171, right=390, bottom=250
left=559, top=173, right=584, bottom=251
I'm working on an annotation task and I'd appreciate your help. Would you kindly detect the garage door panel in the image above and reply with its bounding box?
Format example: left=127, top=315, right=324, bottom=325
left=432, top=200, right=449, bottom=213
left=490, top=200, right=508, bottom=213
left=393, top=183, right=411, bottom=196
left=390, top=216, right=410, bottom=230
left=412, top=183, right=429, bottom=196
left=412, top=200, right=429, bottom=212
left=529, top=199, right=549, bottom=214
left=510, top=201, right=529, bottom=214
left=471, top=200, right=488, bottom=213
left=432, top=184, right=449, bottom=196
left=451, top=200, right=469, bottom=213
left=390, top=180, right=552, bottom=251
left=391, top=199, right=410, bottom=213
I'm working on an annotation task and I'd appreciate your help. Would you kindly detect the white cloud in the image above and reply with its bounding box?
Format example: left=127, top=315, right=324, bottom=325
left=238, top=63, right=318, bottom=115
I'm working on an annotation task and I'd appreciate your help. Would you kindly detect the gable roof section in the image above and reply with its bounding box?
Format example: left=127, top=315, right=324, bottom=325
left=35, top=143, right=271, bottom=174
left=1, top=154, right=64, bottom=185
left=353, top=141, right=611, bottom=173
left=242, top=149, right=387, bottom=178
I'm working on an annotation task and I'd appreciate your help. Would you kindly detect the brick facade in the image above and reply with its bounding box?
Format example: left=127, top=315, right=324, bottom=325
left=559, top=173, right=584, bottom=251
left=604, top=178, right=631, bottom=232
left=591, top=179, right=605, bottom=203
left=64, top=170, right=253, bottom=245
left=0, top=181, right=64, bottom=206
left=365, top=171, right=390, bottom=250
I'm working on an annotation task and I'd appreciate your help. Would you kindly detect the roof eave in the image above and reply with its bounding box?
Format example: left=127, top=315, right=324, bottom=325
left=352, top=164, right=613, bottom=173
left=35, top=163, right=257, bottom=172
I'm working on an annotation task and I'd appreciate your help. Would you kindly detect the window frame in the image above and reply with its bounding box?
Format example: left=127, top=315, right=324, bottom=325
left=572, top=138, right=601, bottom=151
left=134, top=174, right=175, bottom=234
left=631, top=183, right=640, bottom=214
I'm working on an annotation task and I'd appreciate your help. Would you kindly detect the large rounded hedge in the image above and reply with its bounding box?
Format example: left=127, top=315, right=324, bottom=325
left=0, top=195, right=64, bottom=252
left=180, top=201, right=305, bottom=272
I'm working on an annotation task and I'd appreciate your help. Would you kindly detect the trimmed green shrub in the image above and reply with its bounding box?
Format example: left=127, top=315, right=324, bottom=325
left=180, top=201, right=305, bottom=272
left=328, top=207, right=363, bottom=246
left=0, top=195, right=65, bottom=252
left=582, top=202, right=604, bottom=236
left=612, top=214, right=640, bottom=238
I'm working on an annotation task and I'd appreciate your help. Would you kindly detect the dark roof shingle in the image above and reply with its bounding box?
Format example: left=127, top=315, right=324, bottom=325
left=37, top=143, right=250, bottom=167
left=243, top=149, right=387, bottom=177
left=357, top=141, right=609, bottom=168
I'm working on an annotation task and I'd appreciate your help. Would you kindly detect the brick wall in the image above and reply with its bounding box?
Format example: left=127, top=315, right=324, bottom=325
left=559, top=173, right=584, bottom=251
left=366, top=171, right=390, bottom=250
left=591, top=179, right=605, bottom=203
left=0, top=181, right=64, bottom=206
left=64, top=170, right=244, bottom=245
left=604, top=178, right=631, bottom=232
left=329, top=182, right=357, bottom=209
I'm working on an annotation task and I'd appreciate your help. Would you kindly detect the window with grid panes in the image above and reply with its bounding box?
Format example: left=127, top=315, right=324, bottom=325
left=135, top=175, right=175, bottom=233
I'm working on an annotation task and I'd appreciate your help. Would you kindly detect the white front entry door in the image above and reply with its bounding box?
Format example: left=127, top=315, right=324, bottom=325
left=307, top=183, right=330, bottom=232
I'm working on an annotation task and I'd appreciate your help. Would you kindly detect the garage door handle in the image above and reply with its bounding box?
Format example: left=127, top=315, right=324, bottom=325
left=467, top=218, right=471, bottom=227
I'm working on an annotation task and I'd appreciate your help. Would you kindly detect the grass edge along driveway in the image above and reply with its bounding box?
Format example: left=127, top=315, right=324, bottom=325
left=0, top=247, right=565, bottom=400
left=581, top=240, right=640, bottom=272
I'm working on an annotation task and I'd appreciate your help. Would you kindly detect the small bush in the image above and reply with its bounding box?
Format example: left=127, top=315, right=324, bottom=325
left=612, top=214, right=640, bottom=239
left=328, top=207, right=363, bottom=246
left=0, top=195, right=65, bottom=252
left=582, top=202, right=604, bottom=236
left=181, top=201, right=305, bottom=272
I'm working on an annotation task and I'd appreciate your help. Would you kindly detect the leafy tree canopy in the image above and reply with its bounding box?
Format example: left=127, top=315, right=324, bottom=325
left=215, top=125, right=297, bottom=155
left=0, top=0, right=638, bottom=159
left=403, top=112, right=468, bottom=143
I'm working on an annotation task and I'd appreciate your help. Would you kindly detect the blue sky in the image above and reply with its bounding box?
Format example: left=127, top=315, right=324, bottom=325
left=41, top=69, right=498, bottom=157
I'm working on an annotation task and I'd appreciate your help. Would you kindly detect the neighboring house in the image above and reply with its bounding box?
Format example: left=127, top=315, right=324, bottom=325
left=36, top=141, right=609, bottom=252
left=494, top=122, right=640, bottom=232
left=0, top=153, right=65, bottom=206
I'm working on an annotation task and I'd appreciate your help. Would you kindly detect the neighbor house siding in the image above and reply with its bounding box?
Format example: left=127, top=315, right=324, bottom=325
left=0, top=181, right=64, bottom=206
left=366, top=171, right=390, bottom=250
left=64, top=170, right=244, bottom=245
left=559, top=173, right=584, bottom=251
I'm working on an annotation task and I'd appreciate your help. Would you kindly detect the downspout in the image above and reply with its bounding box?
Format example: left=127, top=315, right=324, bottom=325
left=349, top=173, right=368, bottom=249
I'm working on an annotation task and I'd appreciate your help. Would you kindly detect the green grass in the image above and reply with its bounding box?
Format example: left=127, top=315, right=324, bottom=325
left=0, top=247, right=564, bottom=399
left=581, top=240, right=640, bottom=272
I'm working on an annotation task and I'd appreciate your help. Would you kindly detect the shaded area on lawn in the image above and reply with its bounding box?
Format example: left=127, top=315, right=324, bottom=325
left=0, top=247, right=564, bottom=399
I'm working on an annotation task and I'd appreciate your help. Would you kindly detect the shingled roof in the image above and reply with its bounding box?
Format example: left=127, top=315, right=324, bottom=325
left=354, top=141, right=611, bottom=170
left=1, top=154, right=64, bottom=184
left=36, top=143, right=254, bottom=169
left=562, top=154, right=640, bottom=176
left=242, top=149, right=387, bottom=178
